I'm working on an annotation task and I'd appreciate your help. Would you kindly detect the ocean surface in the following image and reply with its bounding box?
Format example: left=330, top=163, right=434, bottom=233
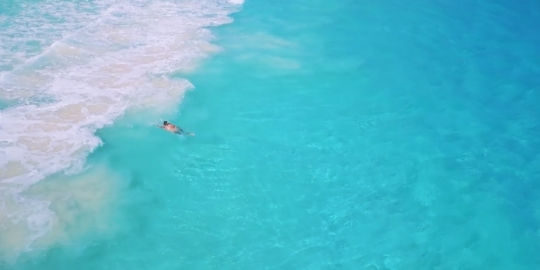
left=1, top=0, right=540, bottom=269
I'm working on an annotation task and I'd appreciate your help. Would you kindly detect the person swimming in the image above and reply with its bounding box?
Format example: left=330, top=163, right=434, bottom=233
left=159, top=121, right=195, bottom=136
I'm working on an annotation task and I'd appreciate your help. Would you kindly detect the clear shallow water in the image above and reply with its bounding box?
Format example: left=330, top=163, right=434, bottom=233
left=2, top=0, right=540, bottom=269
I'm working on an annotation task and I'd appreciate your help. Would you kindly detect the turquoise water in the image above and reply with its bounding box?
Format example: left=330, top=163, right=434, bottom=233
left=2, top=0, right=540, bottom=269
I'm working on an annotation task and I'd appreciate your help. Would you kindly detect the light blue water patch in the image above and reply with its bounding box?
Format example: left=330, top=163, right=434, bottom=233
left=0, top=0, right=26, bottom=16
left=4, top=0, right=540, bottom=269
left=0, top=99, right=15, bottom=109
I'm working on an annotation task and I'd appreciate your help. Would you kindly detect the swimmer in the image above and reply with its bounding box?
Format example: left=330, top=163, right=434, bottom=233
left=159, top=121, right=195, bottom=136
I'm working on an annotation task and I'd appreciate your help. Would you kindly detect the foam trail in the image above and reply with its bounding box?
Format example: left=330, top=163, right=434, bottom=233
left=0, top=0, right=242, bottom=262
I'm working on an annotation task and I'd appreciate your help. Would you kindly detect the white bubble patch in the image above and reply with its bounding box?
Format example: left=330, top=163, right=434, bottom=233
left=0, top=0, right=242, bottom=262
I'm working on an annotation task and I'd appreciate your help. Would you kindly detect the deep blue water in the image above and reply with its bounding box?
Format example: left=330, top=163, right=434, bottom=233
left=2, top=0, right=540, bottom=269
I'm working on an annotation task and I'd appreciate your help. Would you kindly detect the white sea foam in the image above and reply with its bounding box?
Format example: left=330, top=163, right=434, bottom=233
left=0, top=0, right=242, bottom=262
left=0, top=0, right=107, bottom=75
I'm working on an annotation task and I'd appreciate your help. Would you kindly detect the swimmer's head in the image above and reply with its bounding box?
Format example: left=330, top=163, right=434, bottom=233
left=163, top=121, right=168, bottom=125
